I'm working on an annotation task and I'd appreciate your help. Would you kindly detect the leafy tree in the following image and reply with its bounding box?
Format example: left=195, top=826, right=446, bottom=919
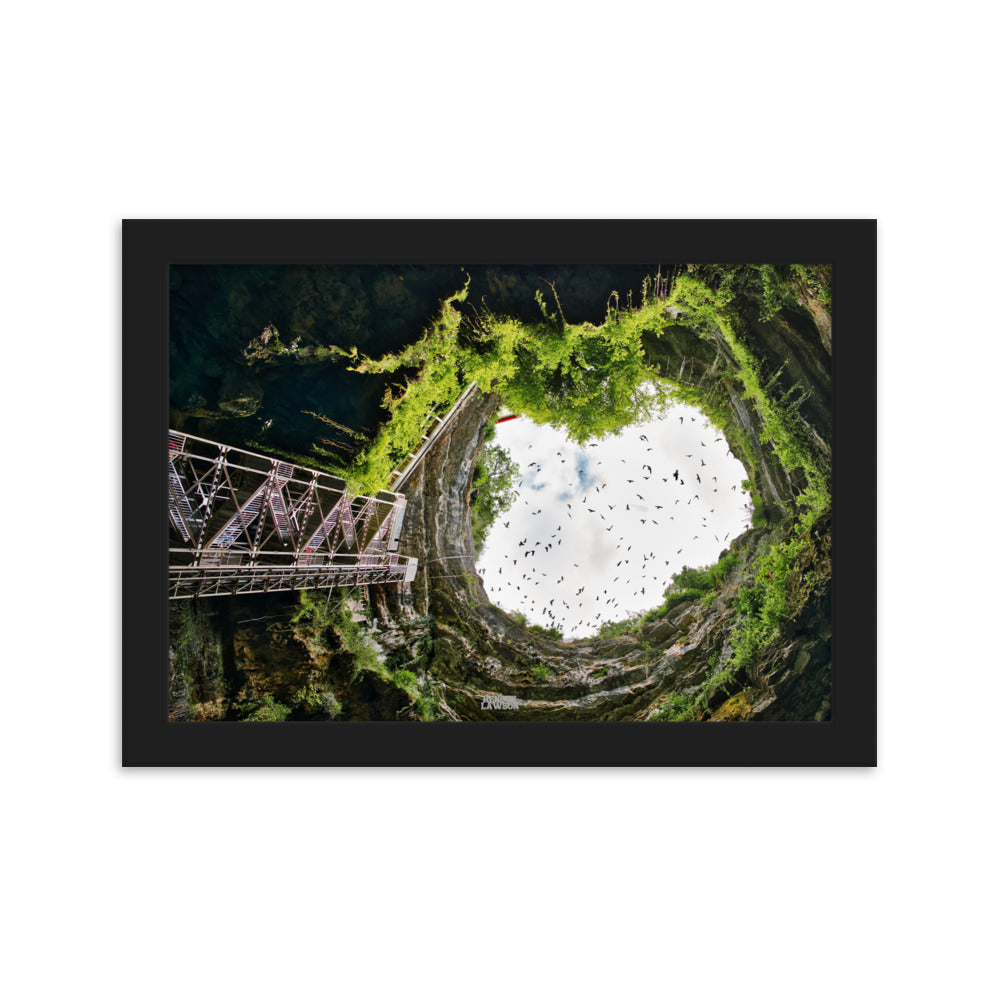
left=470, top=444, right=520, bottom=551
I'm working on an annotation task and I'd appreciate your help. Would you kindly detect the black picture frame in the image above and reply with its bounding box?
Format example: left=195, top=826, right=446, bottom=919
left=124, top=219, right=875, bottom=766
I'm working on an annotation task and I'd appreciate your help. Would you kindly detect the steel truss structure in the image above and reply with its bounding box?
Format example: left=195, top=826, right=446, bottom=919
left=168, top=431, right=417, bottom=599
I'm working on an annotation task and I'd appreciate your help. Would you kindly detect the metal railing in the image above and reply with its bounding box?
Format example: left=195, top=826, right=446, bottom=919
left=168, top=431, right=417, bottom=599
left=390, top=382, right=479, bottom=492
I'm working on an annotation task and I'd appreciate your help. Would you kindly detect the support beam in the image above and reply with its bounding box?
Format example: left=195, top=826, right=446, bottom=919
left=168, top=431, right=418, bottom=599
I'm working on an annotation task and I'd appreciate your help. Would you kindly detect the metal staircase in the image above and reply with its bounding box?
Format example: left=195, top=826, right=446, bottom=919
left=168, top=431, right=417, bottom=598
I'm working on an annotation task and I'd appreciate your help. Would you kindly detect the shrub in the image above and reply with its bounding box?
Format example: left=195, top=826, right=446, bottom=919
left=527, top=624, right=563, bottom=641
left=240, top=695, right=292, bottom=722
left=390, top=669, right=418, bottom=690
left=649, top=692, right=696, bottom=722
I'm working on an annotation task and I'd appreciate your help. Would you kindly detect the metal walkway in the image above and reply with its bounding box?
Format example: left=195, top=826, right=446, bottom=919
left=168, top=431, right=417, bottom=599
left=390, top=382, right=479, bottom=492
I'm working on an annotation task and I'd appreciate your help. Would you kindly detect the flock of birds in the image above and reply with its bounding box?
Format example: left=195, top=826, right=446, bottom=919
left=476, top=412, right=750, bottom=638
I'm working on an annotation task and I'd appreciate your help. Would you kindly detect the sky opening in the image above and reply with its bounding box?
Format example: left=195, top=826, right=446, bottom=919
left=474, top=393, right=752, bottom=639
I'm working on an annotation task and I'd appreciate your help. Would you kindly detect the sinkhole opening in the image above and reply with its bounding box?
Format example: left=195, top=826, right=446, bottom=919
left=473, top=394, right=752, bottom=640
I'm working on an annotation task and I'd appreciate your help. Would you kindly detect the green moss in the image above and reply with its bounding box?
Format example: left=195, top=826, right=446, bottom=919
left=390, top=669, right=418, bottom=690
left=649, top=692, right=698, bottom=722
left=169, top=600, right=226, bottom=720
left=711, top=690, right=754, bottom=721
left=239, top=694, right=292, bottom=722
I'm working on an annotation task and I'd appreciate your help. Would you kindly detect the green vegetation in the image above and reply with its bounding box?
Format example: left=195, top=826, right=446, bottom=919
left=596, top=616, right=643, bottom=639
left=242, top=323, right=363, bottom=369
left=323, top=263, right=827, bottom=526
left=668, top=554, right=740, bottom=606
left=649, top=692, right=697, bottom=722
left=530, top=664, right=553, bottom=681
left=527, top=624, right=564, bottom=641
left=667, top=269, right=828, bottom=489
left=274, top=264, right=831, bottom=718
left=238, top=694, right=292, bottom=722
left=272, top=263, right=830, bottom=505
left=598, top=552, right=741, bottom=640
left=284, top=270, right=677, bottom=495
left=220, top=590, right=444, bottom=723
left=411, top=677, right=444, bottom=722
left=296, top=590, right=445, bottom=721
left=343, top=281, right=469, bottom=493
left=168, top=601, right=226, bottom=721
left=683, top=264, right=831, bottom=323
left=649, top=267, right=831, bottom=710
left=742, top=478, right=768, bottom=529
left=464, top=283, right=674, bottom=444
left=646, top=481, right=830, bottom=723
left=506, top=608, right=562, bottom=641
left=231, top=590, right=348, bottom=720
left=290, top=684, right=341, bottom=718
left=726, top=481, right=830, bottom=679
left=470, top=444, right=520, bottom=553
left=289, top=588, right=343, bottom=657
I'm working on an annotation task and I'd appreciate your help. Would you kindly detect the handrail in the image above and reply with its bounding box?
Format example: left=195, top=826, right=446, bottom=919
left=390, top=382, right=479, bottom=492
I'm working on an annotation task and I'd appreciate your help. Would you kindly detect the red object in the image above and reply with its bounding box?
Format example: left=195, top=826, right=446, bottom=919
left=494, top=414, right=520, bottom=424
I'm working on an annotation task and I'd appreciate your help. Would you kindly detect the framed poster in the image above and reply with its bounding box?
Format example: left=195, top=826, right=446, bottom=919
left=123, top=219, right=875, bottom=765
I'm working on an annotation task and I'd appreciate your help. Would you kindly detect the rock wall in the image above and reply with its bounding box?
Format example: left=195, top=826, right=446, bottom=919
left=367, top=288, right=833, bottom=721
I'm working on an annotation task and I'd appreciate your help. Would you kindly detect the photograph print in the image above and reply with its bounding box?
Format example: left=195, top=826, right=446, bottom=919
left=166, top=252, right=833, bottom=725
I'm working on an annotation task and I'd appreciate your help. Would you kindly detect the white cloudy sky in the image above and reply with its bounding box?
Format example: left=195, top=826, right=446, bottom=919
left=473, top=394, right=752, bottom=639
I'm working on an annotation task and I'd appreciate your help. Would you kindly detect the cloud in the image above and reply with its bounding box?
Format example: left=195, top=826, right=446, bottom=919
left=477, top=403, right=752, bottom=638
